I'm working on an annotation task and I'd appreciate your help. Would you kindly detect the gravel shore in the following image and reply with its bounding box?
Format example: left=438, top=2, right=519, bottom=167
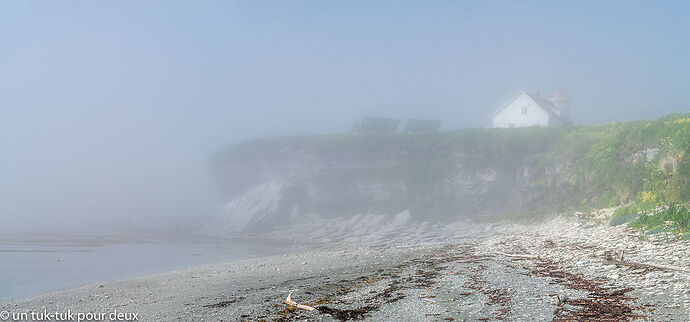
left=2, top=214, right=688, bottom=321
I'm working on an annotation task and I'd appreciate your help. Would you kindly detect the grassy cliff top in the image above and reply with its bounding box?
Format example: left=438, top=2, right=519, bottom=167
left=225, top=113, right=689, bottom=159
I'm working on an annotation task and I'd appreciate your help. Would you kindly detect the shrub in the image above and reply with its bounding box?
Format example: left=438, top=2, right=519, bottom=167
left=631, top=203, right=690, bottom=236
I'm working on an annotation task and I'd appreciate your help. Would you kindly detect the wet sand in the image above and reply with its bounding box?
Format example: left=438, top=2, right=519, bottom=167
left=0, top=232, right=294, bottom=302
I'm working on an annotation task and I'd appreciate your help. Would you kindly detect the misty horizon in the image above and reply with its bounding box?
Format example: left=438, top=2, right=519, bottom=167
left=2, top=1, right=690, bottom=231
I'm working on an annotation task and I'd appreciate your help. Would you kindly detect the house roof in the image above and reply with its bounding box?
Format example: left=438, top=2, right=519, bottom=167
left=493, top=91, right=571, bottom=124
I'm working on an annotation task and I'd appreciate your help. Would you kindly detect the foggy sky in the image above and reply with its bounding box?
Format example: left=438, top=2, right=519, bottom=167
left=2, top=1, right=689, bottom=230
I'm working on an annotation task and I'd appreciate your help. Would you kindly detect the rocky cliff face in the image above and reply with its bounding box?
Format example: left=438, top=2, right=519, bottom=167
left=207, top=115, right=690, bottom=236
left=207, top=133, right=573, bottom=233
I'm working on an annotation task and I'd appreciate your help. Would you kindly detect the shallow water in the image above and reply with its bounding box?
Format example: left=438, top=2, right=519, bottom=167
left=0, top=232, right=290, bottom=301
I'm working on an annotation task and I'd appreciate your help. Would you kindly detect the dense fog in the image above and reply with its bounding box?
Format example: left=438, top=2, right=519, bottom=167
left=2, top=1, right=689, bottom=231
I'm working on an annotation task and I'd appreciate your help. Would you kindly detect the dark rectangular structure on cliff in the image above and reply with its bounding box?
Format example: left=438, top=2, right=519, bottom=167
left=351, top=117, right=400, bottom=133
left=404, top=119, right=442, bottom=132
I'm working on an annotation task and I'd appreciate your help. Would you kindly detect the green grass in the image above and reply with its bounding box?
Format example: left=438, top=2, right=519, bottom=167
left=630, top=203, right=690, bottom=238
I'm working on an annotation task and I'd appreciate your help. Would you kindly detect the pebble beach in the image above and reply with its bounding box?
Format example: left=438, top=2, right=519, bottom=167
left=2, top=214, right=688, bottom=321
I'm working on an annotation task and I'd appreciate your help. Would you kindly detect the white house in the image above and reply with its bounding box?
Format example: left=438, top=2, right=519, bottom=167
left=492, top=91, right=571, bottom=128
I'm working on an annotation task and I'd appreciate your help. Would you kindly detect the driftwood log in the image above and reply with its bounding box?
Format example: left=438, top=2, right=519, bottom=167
left=495, top=252, right=541, bottom=259
left=602, top=255, right=690, bottom=273
left=496, top=250, right=688, bottom=274
left=284, top=292, right=315, bottom=311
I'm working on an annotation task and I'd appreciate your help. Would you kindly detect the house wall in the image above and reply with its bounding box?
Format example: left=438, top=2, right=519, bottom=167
left=492, top=93, right=550, bottom=128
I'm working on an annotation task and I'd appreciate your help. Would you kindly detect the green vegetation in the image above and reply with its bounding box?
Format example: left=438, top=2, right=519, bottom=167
left=596, top=114, right=690, bottom=235
left=630, top=203, right=690, bottom=239
left=563, top=114, right=689, bottom=209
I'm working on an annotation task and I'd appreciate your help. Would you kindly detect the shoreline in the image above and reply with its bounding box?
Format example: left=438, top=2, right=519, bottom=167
left=0, top=234, right=300, bottom=303
left=2, top=243, right=436, bottom=320
left=2, top=215, right=689, bottom=321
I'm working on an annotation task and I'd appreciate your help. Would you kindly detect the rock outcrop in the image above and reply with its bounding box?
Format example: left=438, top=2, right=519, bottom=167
left=206, top=133, right=571, bottom=233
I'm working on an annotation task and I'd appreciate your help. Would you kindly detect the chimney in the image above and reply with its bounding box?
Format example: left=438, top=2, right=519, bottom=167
left=552, top=84, right=570, bottom=113
left=553, top=85, right=567, bottom=102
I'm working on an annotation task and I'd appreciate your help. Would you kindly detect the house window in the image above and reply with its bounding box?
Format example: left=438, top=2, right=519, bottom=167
left=521, top=106, right=528, bottom=115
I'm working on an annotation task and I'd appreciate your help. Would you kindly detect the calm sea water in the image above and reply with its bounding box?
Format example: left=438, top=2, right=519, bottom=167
left=0, top=232, right=291, bottom=301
